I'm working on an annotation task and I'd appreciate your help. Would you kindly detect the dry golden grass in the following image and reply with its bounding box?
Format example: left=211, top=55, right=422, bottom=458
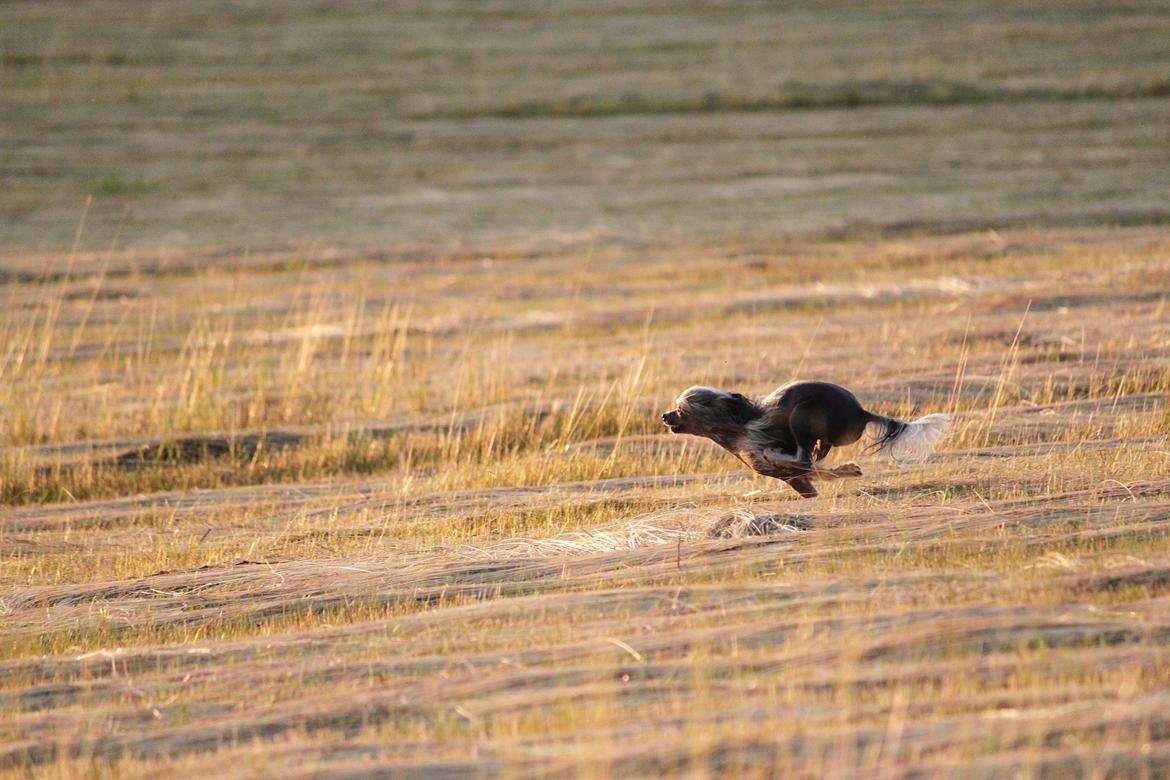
left=2, top=226, right=1169, bottom=777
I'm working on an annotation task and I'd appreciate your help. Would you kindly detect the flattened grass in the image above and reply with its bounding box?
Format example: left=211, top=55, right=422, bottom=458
left=2, top=227, right=1170, bottom=777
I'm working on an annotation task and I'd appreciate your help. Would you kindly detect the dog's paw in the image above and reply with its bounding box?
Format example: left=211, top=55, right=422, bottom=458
left=835, top=462, right=863, bottom=478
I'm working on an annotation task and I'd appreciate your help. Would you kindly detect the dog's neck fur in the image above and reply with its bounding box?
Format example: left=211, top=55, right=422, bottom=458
left=688, top=391, right=764, bottom=452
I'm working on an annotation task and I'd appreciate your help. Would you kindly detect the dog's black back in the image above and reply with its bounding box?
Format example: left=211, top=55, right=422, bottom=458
left=755, top=381, right=871, bottom=452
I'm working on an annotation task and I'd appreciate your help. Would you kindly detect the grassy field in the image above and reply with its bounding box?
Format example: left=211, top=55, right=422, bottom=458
left=3, top=0, right=1170, bottom=250
left=2, top=226, right=1170, bottom=777
left=4, top=0, right=1170, bottom=777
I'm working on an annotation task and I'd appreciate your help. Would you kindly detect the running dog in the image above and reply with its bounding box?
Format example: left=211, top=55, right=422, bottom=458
left=661, top=381, right=949, bottom=498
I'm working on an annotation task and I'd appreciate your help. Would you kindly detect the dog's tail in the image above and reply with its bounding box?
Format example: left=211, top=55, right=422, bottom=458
left=863, top=411, right=950, bottom=462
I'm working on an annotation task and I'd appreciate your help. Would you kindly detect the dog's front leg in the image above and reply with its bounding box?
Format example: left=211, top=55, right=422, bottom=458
left=784, top=475, right=818, bottom=498
left=753, top=446, right=859, bottom=481
left=752, top=446, right=805, bottom=471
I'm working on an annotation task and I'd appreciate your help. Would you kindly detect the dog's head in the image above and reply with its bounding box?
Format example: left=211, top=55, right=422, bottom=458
left=662, top=386, right=759, bottom=440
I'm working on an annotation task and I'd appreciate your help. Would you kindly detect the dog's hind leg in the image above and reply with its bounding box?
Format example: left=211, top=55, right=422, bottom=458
left=787, top=402, right=833, bottom=468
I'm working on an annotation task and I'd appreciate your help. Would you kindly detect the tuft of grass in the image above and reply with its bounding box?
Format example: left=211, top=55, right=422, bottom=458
left=85, top=176, right=159, bottom=197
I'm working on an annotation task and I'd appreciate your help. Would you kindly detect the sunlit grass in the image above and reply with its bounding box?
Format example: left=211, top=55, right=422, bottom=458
left=2, top=227, right=1169, bottom=778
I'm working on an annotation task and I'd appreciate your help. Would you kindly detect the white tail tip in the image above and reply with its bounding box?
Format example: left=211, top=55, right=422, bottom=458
left=888, top=412, right=950, bottom=462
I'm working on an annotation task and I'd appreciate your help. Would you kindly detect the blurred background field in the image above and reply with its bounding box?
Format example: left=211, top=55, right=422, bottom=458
left=3, top=2, right=1170, bottom=778
left=3, top=0, right=1170, bottom=252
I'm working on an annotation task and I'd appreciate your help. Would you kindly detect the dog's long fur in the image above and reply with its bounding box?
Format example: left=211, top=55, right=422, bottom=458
left=661, top=381, right=949, bottom=498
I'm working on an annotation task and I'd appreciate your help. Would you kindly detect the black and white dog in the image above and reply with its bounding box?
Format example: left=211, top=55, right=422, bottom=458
left=661, top=381, right=949, bottom=498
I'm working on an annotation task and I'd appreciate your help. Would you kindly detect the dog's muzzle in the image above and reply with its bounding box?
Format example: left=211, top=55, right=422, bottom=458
left=661, top=409, right=686, bottom=433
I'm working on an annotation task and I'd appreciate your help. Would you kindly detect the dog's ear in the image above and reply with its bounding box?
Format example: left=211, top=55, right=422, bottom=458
left=721, top=392, right=758, bottom=426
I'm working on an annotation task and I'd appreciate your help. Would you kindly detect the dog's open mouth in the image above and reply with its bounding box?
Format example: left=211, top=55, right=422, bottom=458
left=661, top=409, right=686, bottom=433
